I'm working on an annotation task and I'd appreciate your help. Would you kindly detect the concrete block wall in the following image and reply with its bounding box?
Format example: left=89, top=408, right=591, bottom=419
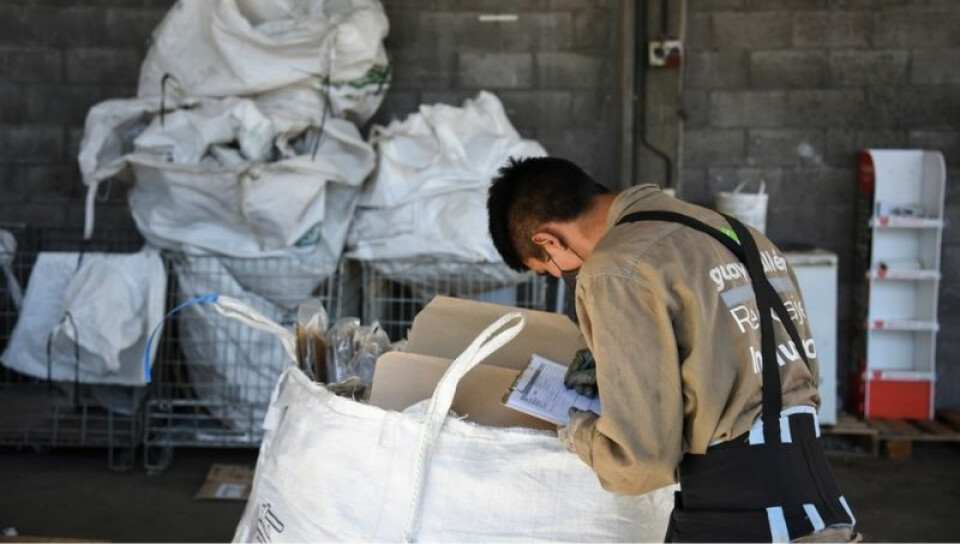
left=0, top=0, right=619, bottom=231
left=0, top=0, right=173, bottom=230
left=375, top=0, right=619, bottom=184
left=682, top=0, right=960, bottom=407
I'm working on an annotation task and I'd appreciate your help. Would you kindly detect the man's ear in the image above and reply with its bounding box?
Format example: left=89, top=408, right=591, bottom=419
left=531, top=231, right=561, bottom=251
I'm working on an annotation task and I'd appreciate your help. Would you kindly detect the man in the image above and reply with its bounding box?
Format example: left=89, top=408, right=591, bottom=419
left=487, top=157, right=858, bottom=543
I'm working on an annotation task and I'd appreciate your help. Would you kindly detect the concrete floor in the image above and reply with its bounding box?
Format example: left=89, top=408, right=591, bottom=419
left=0, top=444, right=958, bottom=542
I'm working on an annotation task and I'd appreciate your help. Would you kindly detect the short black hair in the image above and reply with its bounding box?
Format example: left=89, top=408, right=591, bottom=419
left=487, top=156, right=610, bottom=271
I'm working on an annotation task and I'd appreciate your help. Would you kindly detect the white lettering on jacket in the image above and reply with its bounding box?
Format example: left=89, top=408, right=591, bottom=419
left=708, top=250, right=788, bottom=291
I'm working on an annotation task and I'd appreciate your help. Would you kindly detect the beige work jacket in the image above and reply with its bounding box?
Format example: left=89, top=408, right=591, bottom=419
left=570, top=184, right=820, bottom=495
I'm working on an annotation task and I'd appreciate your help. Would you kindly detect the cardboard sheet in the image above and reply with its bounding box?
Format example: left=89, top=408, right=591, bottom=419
left=369, top=297, right=584, bottom=430
left=369, top=352, right=554, bottom=430
left=194, top=464, right=254, bottom=501
left=405, top=296, right=585, bottom=370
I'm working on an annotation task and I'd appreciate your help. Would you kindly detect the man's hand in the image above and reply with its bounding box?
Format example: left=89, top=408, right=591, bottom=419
left=557, top=407, right=596, bottom=453
left=564, top=348, right=597, bottom=398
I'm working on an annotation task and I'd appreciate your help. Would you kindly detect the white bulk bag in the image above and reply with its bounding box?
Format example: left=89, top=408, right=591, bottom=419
left=233, top=312, right=675, bottom=542
left=0, top=230, right=22, bottom=310
left=172, top=254, right=296, bottom=433
left=359, top=91, right=546, bottom=209
left=0, top=249, right=166, bottom=386
left=125, top=99, right=373, bottom=262
left=138, top=0, right=390, bottom=124
left=347, top=91, right=543, bottom=286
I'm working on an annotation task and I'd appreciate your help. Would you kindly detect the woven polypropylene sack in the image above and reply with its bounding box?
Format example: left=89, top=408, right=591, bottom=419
left=232, top=313, right=675, bottom=542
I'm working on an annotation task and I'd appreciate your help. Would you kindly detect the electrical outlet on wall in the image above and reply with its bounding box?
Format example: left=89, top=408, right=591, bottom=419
left=648, top=39, right=683, bottom=68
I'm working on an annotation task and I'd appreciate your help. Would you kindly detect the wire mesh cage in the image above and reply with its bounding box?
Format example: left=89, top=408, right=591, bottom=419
left=358, top=260, right=558, bottom=342
left=143, top=252, right=340, bottom=472
left=0, top=226, right=147, bottom=471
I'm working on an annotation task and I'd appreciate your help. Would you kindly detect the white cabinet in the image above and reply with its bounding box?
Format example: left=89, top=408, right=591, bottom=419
left=785, top=250, right=838, bottom=426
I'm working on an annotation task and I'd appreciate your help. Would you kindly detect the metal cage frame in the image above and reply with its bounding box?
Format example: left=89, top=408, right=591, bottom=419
left=142, top=253, right=341, bottom=473
left=0, top=226, right=147, bottom=471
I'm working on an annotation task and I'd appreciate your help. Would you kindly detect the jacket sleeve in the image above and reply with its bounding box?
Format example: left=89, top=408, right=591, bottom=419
left=569, top=272, right=684, bottom=496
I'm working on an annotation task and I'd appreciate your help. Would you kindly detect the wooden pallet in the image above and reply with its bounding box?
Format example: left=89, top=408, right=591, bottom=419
left=822, top=413, right=881, bottom=456
left=864, top=410, right=960, bottom=459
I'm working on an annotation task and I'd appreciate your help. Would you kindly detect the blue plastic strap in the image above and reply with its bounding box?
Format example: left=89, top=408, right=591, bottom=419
left=142, top=293, right=219, bottom=384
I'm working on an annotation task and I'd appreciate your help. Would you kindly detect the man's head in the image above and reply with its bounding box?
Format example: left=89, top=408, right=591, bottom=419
left=487, top=156, right=612, bottom=277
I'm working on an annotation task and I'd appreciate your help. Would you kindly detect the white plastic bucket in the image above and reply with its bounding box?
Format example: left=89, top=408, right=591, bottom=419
left=716, top=181, right=768, bottom=234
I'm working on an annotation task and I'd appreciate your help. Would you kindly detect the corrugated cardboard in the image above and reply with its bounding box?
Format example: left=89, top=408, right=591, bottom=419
left=405, top=296, right=584, bottom=370
left=194, top=464, right=253, bottom=501
left=369, top=297, right=585, bottom=430
left=369, top=352, right=554, bottom=430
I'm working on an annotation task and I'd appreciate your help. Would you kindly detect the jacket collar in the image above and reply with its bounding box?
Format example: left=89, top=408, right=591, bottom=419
left=604, top=184, right=662, bottom=232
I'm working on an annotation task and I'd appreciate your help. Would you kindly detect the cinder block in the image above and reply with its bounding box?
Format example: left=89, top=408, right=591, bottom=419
left=382, top=9, right=421, bottom=49
left=685, top=51, right=748, bottom=90
left=680, top=168, right=709, bottom=205
left=794, top=11, right=873, bottom=48
left=750, top=51, right=828, bottom=89
left=683, top=128, right=745, bottom=168
left=747, top=128, right=825, bottom=167
left=570, top=91, right=612, bottom=126
left=828, top=50, right=909, bottom=87
left=420, top=12, right=573, bottom=52
left=388, top=49, right=455, bottom=90
left=911, top=48, right=960, bottom=85
left=824, top=128, right=907, bottom=168
left=0, top=165, right=24, bottom=203
left=828, top=0, right=908, bottom=7
left=778, top=167, right=853, bottom=210
left=19, top=164, right=80, bottom=200
left=534, top=126, right=616, bottom=183
left=688, top=0, right=744, bottom=11
left=26, top=85, right=112, bottom=126
left=65, top=48, right=142, bottom=85
left=713, top=13, right=792, bottom=49
left=66, top=126, right=84, bottom=163
left=747, top=0, right=828, bottom=8
left=0, top=6, right=27, bottom=45
left=104, top=7, right=168, bottom=48
left=710, top=90, right=785, bottom=128
left=21, top=7, right=110, bottom=46
left=573, top=7, right=614, bottom=49
left=498, top=90, right=572, bottom=129
left=536, top=52, right=607, bottom=88
left=458, top=53, right=533, bottom=89
left=0, top=47, right=61, bottom=83
left=682, top=90, right=709, bottom=129
left=786, top=90, right=866, bottom=128
left=908, top=129, right=960, bottom=166
left=867, top=86, right=959, bottom=128
left=685, top=13, right=714, bottom=52
left=0, top=84, right=28, bottom=123
left=419, top=90, right=480, bottom=107
left=0, top=124, right=63, bottom=162
left=874, top=8, right=960, bottom=47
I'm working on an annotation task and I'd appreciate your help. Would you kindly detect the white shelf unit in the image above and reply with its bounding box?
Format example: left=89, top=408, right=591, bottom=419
left=856, top=149, right=946, bottom=420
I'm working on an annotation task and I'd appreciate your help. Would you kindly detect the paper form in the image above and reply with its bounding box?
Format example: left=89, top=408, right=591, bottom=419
left=504, top=354, right=601, bottom=426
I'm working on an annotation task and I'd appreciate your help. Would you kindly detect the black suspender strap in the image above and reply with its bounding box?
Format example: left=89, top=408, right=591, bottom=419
left=726, top=217, right=782, bottom=444
left=616, top=211, right=810, bottom=445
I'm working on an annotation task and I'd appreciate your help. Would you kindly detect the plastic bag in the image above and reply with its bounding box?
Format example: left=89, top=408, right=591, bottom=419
left=294, top=298, right=328, bottom=382
left=325, top=317, right=390, bottom=399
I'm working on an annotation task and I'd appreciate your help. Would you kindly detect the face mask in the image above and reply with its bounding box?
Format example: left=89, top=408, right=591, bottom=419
left=561, top=267, right=579, bottom=293
left=547, top=245, right=582, bottom=294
